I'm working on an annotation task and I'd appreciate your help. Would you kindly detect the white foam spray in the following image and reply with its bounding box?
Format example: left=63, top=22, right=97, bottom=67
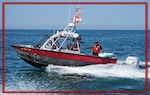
left=46, top=61, right=150, bottom=79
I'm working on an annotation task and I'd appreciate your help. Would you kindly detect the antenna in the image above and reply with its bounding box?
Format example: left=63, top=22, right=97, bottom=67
left=78, top=0, right=81, bottom=8
left=67, top=0, right=72, bottom=25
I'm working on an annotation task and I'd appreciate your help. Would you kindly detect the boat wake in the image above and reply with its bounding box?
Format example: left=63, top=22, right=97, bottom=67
left=46, top=60, right=150, bottom=79
left=117, top=60, right=150, bottom=67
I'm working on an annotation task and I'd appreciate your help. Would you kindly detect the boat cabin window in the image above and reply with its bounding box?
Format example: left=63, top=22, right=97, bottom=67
left=55, top=37, right=79, bottom=51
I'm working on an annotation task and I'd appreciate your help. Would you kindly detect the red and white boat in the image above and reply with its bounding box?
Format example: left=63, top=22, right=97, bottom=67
left=12, top=8, right=117, bottom=68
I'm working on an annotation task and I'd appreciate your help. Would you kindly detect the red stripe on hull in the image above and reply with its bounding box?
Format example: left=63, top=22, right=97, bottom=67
left=12, top=45, right=117, bottom=65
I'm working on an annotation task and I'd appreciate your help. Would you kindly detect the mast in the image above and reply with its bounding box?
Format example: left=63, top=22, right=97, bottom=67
left=67, top=0, right=72, bottom=25
left=66, top=0, right=82, bottom=32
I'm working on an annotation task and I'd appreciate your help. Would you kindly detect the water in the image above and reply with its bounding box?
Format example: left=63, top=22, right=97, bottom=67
left=0, top=29, right=150, bottom=94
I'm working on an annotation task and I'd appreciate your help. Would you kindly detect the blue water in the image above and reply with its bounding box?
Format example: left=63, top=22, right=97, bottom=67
left=0, top=29, right=150, bottom=94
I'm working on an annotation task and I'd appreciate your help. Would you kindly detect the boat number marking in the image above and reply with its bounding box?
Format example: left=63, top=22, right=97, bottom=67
left=21, top=48, right=31, bottom=51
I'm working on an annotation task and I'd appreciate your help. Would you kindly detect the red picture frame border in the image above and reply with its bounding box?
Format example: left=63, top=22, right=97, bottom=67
left=2, top=2, right=149, bottom=94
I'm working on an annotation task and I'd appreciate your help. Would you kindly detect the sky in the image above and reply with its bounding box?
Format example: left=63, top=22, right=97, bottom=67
left=0, top=0, right=149, bottom=30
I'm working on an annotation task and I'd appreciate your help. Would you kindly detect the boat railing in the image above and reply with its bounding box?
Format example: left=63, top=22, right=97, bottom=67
left=49, top=36, right=60, bottom=49
left=57, top=36, right=68, bottom=51
left=34, top=34, right=50, bottom=48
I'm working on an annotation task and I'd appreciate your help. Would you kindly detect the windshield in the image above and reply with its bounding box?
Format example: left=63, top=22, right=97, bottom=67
left=34, top=34, right=50, bottom=48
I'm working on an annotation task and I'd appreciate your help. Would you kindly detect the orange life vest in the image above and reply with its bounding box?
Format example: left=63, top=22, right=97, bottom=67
left=92, top=45, right=100, bottom=53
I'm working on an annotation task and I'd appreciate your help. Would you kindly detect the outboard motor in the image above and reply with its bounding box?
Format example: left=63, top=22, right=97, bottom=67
left=125, top=56, right=140, bottom=67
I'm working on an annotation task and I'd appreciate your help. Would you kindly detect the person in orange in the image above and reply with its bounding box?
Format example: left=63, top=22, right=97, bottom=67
left=91, top=41, right=103, bottom=56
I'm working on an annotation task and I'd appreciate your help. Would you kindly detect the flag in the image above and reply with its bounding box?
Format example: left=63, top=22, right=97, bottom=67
left=73, top=15, right=82, bottom=24
left=75, top=8, right=82, bottom=15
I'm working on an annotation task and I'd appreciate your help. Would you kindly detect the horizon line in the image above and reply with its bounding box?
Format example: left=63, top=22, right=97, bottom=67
left=0, top=29, right=147, bottom=31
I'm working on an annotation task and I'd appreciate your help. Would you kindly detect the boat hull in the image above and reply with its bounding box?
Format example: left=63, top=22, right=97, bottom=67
left=11, top=45, right=117, bottom=68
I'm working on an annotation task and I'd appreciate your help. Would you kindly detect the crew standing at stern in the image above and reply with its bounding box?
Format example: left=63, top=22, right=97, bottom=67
left=91, top=41, right=103, bottom=56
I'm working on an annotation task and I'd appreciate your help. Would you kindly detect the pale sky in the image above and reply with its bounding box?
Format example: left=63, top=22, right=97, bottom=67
left=0, top=0, right=149, bottom=30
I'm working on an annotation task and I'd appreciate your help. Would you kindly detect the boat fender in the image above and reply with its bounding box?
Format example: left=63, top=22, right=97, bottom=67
left=125, top=56, right=140, bottom=67
left=98, top=53, right=114, bottom=58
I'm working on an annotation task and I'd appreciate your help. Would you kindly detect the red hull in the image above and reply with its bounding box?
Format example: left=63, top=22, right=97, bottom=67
left=12, top=45, right=117, bottom=67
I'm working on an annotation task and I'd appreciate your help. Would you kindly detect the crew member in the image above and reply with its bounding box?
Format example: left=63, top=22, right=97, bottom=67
left=71, top=40, right=78, bottom=51
left=91, top=41, right=102, bottom=56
